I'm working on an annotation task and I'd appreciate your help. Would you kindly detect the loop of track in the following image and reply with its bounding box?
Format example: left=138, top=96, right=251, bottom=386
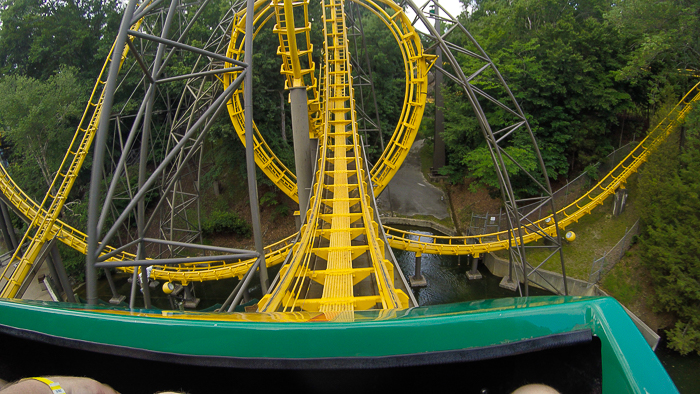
left=224, top=0, right=430, bottom=203
left=0, top=3, right=695, bottom=288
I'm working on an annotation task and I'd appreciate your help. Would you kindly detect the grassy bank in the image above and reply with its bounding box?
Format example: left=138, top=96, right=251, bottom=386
left=492, top=173, right=641, bottom=281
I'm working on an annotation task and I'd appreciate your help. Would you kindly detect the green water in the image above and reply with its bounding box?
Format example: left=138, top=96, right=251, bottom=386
left=655, top=341, right=700, bottom=394
left=392, top=244, right=552, bottom=305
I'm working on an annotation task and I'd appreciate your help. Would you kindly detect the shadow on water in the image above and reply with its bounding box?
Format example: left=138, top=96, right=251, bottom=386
left=655, top=338, right=700, bottom=394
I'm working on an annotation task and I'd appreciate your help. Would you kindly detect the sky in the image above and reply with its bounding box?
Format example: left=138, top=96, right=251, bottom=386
left=404, top=0, right=469, bottom=33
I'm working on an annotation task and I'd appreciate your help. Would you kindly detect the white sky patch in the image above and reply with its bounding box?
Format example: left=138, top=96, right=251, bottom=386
left=403, top=0, right=468, bottom=33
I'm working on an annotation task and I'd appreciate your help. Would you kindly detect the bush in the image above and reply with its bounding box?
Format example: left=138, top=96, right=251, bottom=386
left=273, top=204, right=290, bottom=221
left=201, top=210, right=251, bottom=238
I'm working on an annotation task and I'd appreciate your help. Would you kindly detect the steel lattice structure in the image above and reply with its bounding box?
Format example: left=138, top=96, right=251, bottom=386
left=2, top=0, right=695, bottom=309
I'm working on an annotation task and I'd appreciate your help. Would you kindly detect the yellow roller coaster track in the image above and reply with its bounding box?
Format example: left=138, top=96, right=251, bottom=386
left=0, top=16, right=151, bottom=298
left=0, top=156, right=294, bottom=284
left=0, top=7, right=290, bottom=290
left=0, top=2, right=697, bottom=291
left=384, top=82, right=700, bottom=256
left=257, top=0, right=408, bottom=315
left=225, top=0, right=431, bottom=203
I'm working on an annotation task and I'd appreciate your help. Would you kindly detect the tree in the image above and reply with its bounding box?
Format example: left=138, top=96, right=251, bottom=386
left=606, top=0, right=700, bottom=103
left=445, top=0, right=635, bottom=189
left=638, top=105, right=700, bottom=355
left=0, top=0, right=122, bottom=81
left=0, top=67, right=85, bottom=199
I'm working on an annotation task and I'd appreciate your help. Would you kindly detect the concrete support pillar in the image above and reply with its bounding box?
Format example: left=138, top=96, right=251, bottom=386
left=499, top=276, right=518, bottom=291
left=613, top=186, right=628, bottom=216
left=183, top=284, right=200, bottom=309
left=499, top=254, right=518, bottom=291
left=466, top=255, right=483, bottom=280
left=290, top=87, right=313, bottom=216
left=410, top=252, right=427, bottom=288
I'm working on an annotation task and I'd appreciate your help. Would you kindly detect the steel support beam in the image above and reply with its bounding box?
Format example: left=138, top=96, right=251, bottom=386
left=86, top=0, right=139, bottom=305
left=290, top=86, right=313, bottom=218
left=244, top=0, right=268, bottom=293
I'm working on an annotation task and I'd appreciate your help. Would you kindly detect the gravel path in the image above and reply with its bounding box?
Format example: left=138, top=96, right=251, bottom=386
left=376, top=139, right=450, bottom=220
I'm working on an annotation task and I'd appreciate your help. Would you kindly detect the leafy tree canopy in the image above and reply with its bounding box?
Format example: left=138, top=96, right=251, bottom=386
left=638, top=105, right=700, bottom=355
left=0, top=0, right=122, bottom=81
left=439, top=0, right=638, bottom=194
left=0, top=67, right=85, bottom=199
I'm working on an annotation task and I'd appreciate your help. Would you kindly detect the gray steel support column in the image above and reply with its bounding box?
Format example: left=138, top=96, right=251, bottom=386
left=104, top=269, right=125, bottom=305
left=86, top=0, right=139, bottom=305
left=410, top=252, right=427, bottom=287
left=129, top=268, right=139, bottom=310
left=290, top=86, right=313, bottom=216
left=613, top=186, right=628, bottom=216
left=414, top=253, right=422, bottom=278
left=0, top=201, right=17, bottom=250
left=244, top=0, right=268, bottom=293
left=49, top=245, right=76, bottom=303
left=466, top=255, right=482, bottom=280
left=96, top=74, right=245, bottom=255
left=227, top=257, right=262, bottom=312
left=135, top=0, right=178, bottom=309
left=432, top=7, right=445, bottom=172
left=44, top=251, right=64, bottom=296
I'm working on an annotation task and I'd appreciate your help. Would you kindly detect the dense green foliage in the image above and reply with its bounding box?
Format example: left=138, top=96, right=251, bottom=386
left=438, top=0, right=699, bottom=192
left=201, top=210, right=251, bottom=238
left=638, top=107, right=700, bottom=355
left=0, top=0, right=121, bottom=80
left=0, top=67, right=86, bottom=199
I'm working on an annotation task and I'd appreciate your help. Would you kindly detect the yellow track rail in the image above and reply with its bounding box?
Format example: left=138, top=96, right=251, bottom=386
left=0, top=16, right=151, bottom=298
left=0, top=10, right=289, bottom=289
left=0, top=2, right=696, bottom=292
left=272, top=0, right=322, bottom=135
left=0, top=76, right=695, bottom=287
left=225, top=0, right=431, bottom=203
left=257, top=0, right=407, bottom=314
left=0, top=155, right=294, bottom=285
left=385, top=82, right=700, bottom=256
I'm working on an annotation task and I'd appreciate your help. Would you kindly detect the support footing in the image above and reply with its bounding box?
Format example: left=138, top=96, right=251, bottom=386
left=466, top=271, right=483, bottom=280
left=499, top=276, right=518, bottom=291
left=184, top=298, right=200, bottom=309
left=109, top=295, right=126, bottom=305
left=410, top=275, right=427, bottom=288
